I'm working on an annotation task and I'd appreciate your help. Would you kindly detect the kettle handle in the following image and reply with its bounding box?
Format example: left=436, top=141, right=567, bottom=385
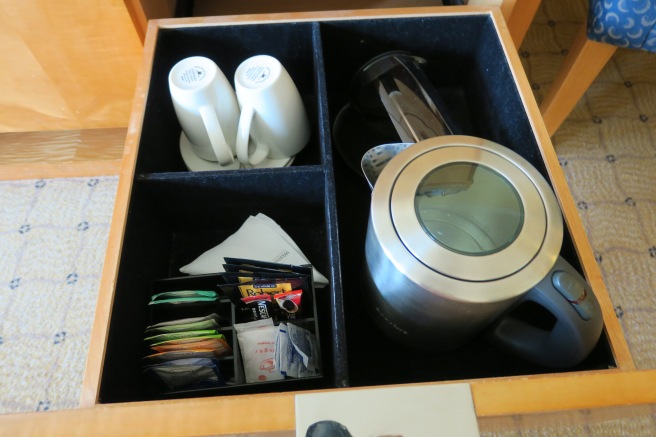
left=487, top=256, right=604, bottom=368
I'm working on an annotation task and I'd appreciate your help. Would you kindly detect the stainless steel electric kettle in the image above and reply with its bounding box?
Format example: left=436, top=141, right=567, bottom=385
left=351, top=52, right=604, bottom=368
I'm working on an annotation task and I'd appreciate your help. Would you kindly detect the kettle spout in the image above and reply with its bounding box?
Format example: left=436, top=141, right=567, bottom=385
left=361, top=142, right=413, bottom=189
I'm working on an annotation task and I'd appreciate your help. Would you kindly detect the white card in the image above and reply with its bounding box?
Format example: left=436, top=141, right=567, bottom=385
left=295, top=383, right=479, bottom=437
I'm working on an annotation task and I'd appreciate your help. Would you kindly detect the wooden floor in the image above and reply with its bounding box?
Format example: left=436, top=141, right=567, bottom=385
left=0, top=128, right=126, bottom=181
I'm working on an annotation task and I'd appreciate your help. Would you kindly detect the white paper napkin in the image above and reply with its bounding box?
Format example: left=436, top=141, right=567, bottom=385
left=179, top=213, right=329, bottom=285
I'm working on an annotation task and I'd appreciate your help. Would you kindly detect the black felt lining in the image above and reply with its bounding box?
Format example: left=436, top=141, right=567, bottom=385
left=99, top=14, right=615, bottom=404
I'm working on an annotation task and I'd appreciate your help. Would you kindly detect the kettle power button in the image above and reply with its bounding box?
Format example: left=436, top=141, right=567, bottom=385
left=552, top=270, right=593, bottom=321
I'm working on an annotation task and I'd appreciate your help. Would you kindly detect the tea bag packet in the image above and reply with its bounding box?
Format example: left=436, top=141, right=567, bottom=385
left=235, top=319, right=284, bottom=383
left=287, top=323, right=319, bottom=373
left=144, top=329, right=220, bottom=345
left=144, top=349, right=218, bottom=363
left=145, top=313, right=223, bottom=335
left=179, top=213, right=328, bottom=286
left=144, top=357, right=225, bottom=391
left=274, top=324, right=291, bottom=376
left=150, top=335, right=232, bottom=356
left=274, top=323, right=320, bottom=378
left=148, top=290, right=218, bottom=305
left=144, top=316, right=232, bottom=358
left=143, top=286, right=232, bottom=392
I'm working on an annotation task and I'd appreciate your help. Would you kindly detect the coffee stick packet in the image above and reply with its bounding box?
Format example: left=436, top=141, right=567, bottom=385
left=225, top=281, right=308, bottom=323
left=217, top=270, right=300, bottom=285
left=237, top=294, right=273, bottom=322
left=274, top=289, right=303, bottom=320
left=223, top=263, right=307, bottom=278
left=219, top=277, right=306, bottom=302
left=236, top=278, right=300, bottom=298
left=224, top=257, right=313, bottom=277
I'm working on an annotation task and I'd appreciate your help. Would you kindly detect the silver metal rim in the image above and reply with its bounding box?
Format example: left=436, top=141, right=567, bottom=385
left=391, top=145, right=545, bottom=281
left=370, top=135, right=564, bottom=303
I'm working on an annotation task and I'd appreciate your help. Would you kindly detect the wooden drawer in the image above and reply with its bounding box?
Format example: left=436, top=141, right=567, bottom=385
left=70, top=5, right=649, bottom=435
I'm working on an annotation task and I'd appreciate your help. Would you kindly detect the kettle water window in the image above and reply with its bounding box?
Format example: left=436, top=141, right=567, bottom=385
left=382, top=139, right=559, bottom=292
left=414, top=163, right=524, bottom=256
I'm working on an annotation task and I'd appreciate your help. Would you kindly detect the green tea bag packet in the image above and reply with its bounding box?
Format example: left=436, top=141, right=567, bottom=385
left=144, top=349, right=218, bottom=363
left=146, top=314, right=222, bottom=329
left=144, top=329, right=219, bottom=345
left=149, top=333, right=226, bottom=347
left=145, top=317, right=221, bottom=336
left=148, top=290, right=218, bottom=305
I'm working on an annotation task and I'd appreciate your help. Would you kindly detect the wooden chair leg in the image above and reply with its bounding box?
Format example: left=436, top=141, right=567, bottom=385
left=506, top=0, right=542, bottom=48
left=469, top=0, right=541, bottom=48
left=540, top=21, right=617, bottom=136
left=468, top=0, right=514, bottom=22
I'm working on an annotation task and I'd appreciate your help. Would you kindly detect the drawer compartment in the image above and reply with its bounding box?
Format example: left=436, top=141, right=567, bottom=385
left=96, top=11, right=616, bottom=405
left=135, top=21, right=324, bottom=174
left=99, top=170, right=336, bottom=403
left=319, top=16, right=615, bottom=386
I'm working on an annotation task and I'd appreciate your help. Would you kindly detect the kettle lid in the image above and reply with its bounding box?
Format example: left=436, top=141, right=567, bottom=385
left=371, top=136, right=563, bottom=294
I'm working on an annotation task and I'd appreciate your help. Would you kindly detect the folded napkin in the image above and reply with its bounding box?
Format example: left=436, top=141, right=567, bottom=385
left=179, top=213, right=329, bottom=285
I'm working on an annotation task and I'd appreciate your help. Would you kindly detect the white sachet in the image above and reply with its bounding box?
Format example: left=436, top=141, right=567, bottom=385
left=235, top=319, right=284, bottom=384
left=179, top=213, right=328, bottom=285
left=274, top=323, right=320, bottom=378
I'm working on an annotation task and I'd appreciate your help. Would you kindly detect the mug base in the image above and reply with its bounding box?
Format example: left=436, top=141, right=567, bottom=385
left=180, top=132, right=241, bottom=171
left=180, top=132, right=294, bottom=171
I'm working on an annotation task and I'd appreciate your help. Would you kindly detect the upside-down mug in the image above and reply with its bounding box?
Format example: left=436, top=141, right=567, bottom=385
left=234, top=55, right=310, bottom=166
left=169, top=56, right=240, bottom=166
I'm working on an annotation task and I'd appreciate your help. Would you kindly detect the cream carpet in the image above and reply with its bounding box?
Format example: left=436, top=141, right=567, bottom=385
left=521, top=0, right=656, bottom=371
left=0, top=0, right=654, bottom=434
left=483, top=0, right=656, bottom=434
left=0, top=176, right=117, bottom=412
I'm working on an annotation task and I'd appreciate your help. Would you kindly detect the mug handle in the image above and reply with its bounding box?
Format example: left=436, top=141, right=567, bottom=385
left=487, top=256, right=604, bottom=368
left=199, top=105, right=234, bottom=166
left=236, top=104, right=269, bottom=166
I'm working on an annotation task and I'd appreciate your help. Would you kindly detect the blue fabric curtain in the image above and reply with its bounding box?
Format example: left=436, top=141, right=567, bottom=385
left=587, top=0, right=656, bottom=52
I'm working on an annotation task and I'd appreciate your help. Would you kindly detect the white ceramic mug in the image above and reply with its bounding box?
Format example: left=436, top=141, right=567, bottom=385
left=234, top=55, right=310, bottom=166
left=169, top=56, right=240, bottom=166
